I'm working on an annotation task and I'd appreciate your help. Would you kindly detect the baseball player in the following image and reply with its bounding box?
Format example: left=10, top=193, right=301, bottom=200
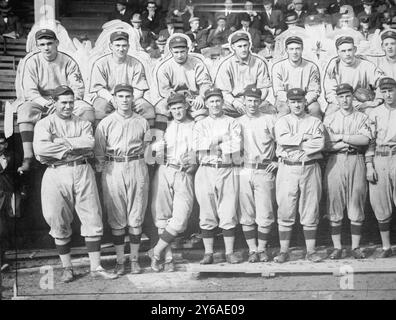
left=155, top=35, right=212, bottom=136
left=271, top=36, right=322, bottom=119
left=33, top=85, right=117, bottom=283
left=366, top=77, right=396, bottom=259
left=376, top=30, right=396, bottom=80
left=238, top=86, right=277, bottom=263
left=323, top=36, right=385, bottom=115
left=17, top=29, right=94, bottom=174
left=215, top=32, right=272, bottom=117
left=274, top=88, right=325, bottom=263
left=89, top=31, right=155, bottom=127
left=193, top=87, right=242, bottom=265
left=94, top=84, right=152, bottom=275
left=150, top=93, right=196, bottom=272
left=323, top=83, right=372, bottom=260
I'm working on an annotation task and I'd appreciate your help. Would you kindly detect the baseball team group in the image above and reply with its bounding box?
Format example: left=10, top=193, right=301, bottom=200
left=2, top=18, right=396, bottom=284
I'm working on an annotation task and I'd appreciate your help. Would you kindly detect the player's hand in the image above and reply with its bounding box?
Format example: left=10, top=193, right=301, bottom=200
left=191, top=96, right=205, bottom=110
left=234, top=100, right=245, bottom=114
left=366, top=163, right=378, bottom=184
left=332, top=134, right=343, bottom=142
left=134, top=102, right=144, bottom=114
left=95, top=162, right=104, bottom=173
left=53, top=138, right=72, bottom=149
left=265, top=161, right=278, bottom=174
left=356, top=101, right=377, bottom=111
left=185, top=164, right=198, bottom=175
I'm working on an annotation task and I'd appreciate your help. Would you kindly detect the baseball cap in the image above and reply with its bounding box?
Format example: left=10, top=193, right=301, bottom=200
left=239, top=13, right=251, bottom=22
left=204, top=87, right=223, bottom=100
left=335, top=83, right=353, bottom=95
left=287, top=88, right=306, bottom=100
left=169, top=36, right=188, bottom=48
left=52, top=85, right=74, bottom=98
left=35, top=29, right=57, bottom=41
left=110, top=31, right=129, bottom=42
left=379, top=77, right=396, bottom=90
left=114, top=83, right=134, bottom=94
left=167, top=93, right=186, bottom=105
left=244, top=85, right=262, bottom=99
left=335, top=36, right=354, bottom=48
left=230, top=32, right=250, bottom=44
left=381, top=30, right=396, bottom=41
left=285, top=36, right=303, bottom=47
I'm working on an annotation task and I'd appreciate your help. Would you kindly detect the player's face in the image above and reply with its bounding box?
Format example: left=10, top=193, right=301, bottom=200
left=382, top=38, right=396, bottom=59
left=286, top=43, right=303, bottom=62
left=245, top=96, right=261, bottom=115
left=336, top=92, right=354, bottom=110
left=264, top=4, right=272, bottom=11
left=337, top=43, right=356, bottom=65
left=55, top=94, right=75, bottom=119
left=190, top=21, right=199, bottom=31
left=171, top=47, right=188, bottom=64
left=169, top=102, right=187, bottom=121
left=116, top=4, right=126, bottom=12
left=241, top=20, right=250, bottom=28
left=232, top=40, right=250, bottom=60
left=115, top=91, right=133, bottom=111
left=217, top=19, right=226, bottom=29
left=381, top=87, right=396, bottom=105
left=36, top=38, right=59, bottom=61
left=110, top=39, right=129, bottom=58
left=288, top=98, right=306, bottom=116
left=206, top=96, right=223, bottom=117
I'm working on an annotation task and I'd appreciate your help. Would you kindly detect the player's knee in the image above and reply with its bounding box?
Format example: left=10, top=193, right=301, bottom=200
left=307, top=102, right=322, bottom=120
left=17, top=102, right=42, bottom=124
left=275, top=100, right=290, bottom=116
left=93, top=97, right=112, bottom=119
left=154, top=99, right=169, bottom=117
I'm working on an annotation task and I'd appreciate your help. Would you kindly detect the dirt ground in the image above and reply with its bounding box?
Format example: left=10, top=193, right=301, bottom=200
left=1, top=247, right=396, bottom=301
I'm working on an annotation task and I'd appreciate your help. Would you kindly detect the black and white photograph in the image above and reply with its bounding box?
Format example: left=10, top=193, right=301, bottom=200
left=1, top=0, right=396, bottom=304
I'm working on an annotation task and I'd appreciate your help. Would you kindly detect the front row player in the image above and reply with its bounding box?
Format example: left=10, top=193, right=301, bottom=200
left=94, top=84, right=152, bottom=276
left=366, top=77, right=396, bottom=259
left=274, top=88, right=325, bottom=263
left=33, top=86, right=117, bottom=283
left=323, top=83, right=372, bottom=260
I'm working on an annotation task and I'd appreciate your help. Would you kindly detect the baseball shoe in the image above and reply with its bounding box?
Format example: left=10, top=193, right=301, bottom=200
left=130, top=260, right=142, bottom=274
left=114, top=262, right=125, bottom=276
left=248, top=252, right=259, bottom=263
left=164, top=260, right=175, bottom=272
left=379, top=248, right=393, bottom=258
left=226, top=253, right=242, bottom=264
left=90, top=266, right=118, bottom=280
left=306, top=251, right=323, bottom=263
left=329, top=248, right=342, bottom=260
left=274, top=251, right=289, bottom=264
left=17, top=158, right=33, bottom=175
left=150, top=255, right=162, bottom=272
left=60, top=267, right=75, bottom=283
left=258, top=249, right=271, bottom=262
left=200, top=253, right=214, bottom=265
left=351, top=248, right=366, bottom=259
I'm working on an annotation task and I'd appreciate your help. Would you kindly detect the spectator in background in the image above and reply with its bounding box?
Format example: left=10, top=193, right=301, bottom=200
left=207, top=15, right=231, bottom=47
left=186, top=17, right=209, bottom=53
left=357, top=0, right=381, bottom=30
left=149, top=35, right=167, bottom=60
left=216, top=0, right=239, bottom=33
left=358, top=15, right=375, bottom=40
left=167, top=0, right=193, bottom=31
left=332, top=5, right=360, bottom=29
left=0, top=3, right=23, bottom=40
left=158, top=17, right=182, bottom=40
left=311, top=0, right=333, bottom=26
left=261, top=0, right=284, bottom=36
left=239, top=13, right=262, bottom=53
left=108, top=1, right=135, bottom=22
left=292, top=0, right=309, bottom=28
left=131, top=13, right=155, bottom=51
left=272, top=0, right=291, bottom=12
left=242, top=1, right=262, bottom=30
left=258, top=34, right=275, bottom=61
left=142, top=1, right=162, bottom=35
left=284, top=11, right=299, bottom=28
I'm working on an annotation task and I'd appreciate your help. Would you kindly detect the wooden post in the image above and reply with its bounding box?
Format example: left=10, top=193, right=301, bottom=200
left=34, top=0, right=56, bottom=24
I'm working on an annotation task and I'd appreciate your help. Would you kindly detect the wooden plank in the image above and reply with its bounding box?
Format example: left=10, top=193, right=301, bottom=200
left=0, top=83, right=15, bottom=89
left=0, top=93, right=17, bottom=98
left=0, top=63, right=15, bottom=69
left=0, top=56, right=15, bottom=62
left=0, top=77, right=16, bottom=82
left=1, top=70, right=16, bottom=76
left=4, top=51, right=27, bottom=57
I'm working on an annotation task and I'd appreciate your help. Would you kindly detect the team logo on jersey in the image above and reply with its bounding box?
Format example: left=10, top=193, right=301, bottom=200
left=73, top=72, right=83, bottom=84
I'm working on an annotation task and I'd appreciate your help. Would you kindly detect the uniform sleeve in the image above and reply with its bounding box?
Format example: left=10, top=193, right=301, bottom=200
left=94, top=121, right=107, bottom=163
left=132, top=61, right=149, bottom=92
left=256, top=59, right=271, bottom=89
left=157, top=64, right=172, bottom=99
left=89, top=60, right=110, bottom=95
left=65, top=120, right=95, bottom=151
left=195, top=62, right=212, bottom=96
left=322, top=117, right=336, bottom=151
left=193, top=120, right=212, bottom=151
left=21, top=58, right=47, bottom=106
left=365, top=111, right=377, bottom=158
left=33, top=120, right=69, bottom=162
left=357, top=114, right=373, bottom=140
left=271, top=61, right=287, bottom=101
left=66, top=58, right=85, bottom=100
left=323, top=59, right=339, bottom=105
left=215, top=61, right=235, bottom=105
left=220, top=119, right=242, bottom=155
left=370, top=63, right=385, bottom=101
left=143, top=120, right=153, bottom=143
left=305, top=63, right=321, bottom=105
left=275, top=118, right=304, bottom=146
left=301, top=120, right=325, bottom=155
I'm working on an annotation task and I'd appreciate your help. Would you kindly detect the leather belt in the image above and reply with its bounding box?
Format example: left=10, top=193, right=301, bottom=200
left=105, top=154, right=144, bottom=162
left=330, top=150, right=364, bottom=155
left=281, top=159, right=319, bottom=166
left=200, top=163, right=236, bottom=168
left=48, top=159, right=88, bottom=168
left=375, top=149, right=396, bottom=157
left=164, top=162, right=189, bottom=172
left=243, top=161, right=272, bottom=169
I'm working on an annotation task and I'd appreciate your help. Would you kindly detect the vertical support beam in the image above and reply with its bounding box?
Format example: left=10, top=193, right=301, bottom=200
left=34, top=0, right=56, bottom=24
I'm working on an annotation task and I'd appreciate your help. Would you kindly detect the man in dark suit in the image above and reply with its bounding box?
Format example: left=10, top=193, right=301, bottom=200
left=158, top=17, right=183, bottom=40
left=241, top=1, right=262, bottom=30
left=357, top=0, right=381, bottom=30
left=292, top=0, right=309, bottom=27
left=131, top=13, right=155, bottom=50
left=272, top=0, right=291, bottom=12
left=216, top=0, right=240, bottom=33
left=239, top=13, right=262, bottom=52
left=0, top=5, right=23, bottom=39
left=141, top=1, right=163, bottom=35
left=108, top=1, right=135, bottom=22
left=207, top=15, right=232, bottom=47
left=185, top=16, right=209, bottom=53
left=261, top=0, right=285, bottom=36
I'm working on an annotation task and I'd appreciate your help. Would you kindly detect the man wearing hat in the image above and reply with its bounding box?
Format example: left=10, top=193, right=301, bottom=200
left=238, top=12, right=262, bottom=53
left=375, top=30, right=396, bottom=79
left=193, top=87, right=242, bottom=265
left=108, top=1, right=134, bottom=23
left=88, top=30, right=155, bottom=127
left=258, top=34, right=275, bottom=62
left=261, top=0, right=285, bottom=36
left=215, top=31, right=271, bottom=117
left=274, top=88, right=325, bottom=263
left=238, top=85, right=278, bottom=263
left=185, top=16, right=209, bottom=53
left=323, top=35, right=385, bottom=115
left=155, top=35, right=212, bottom=135
left=284, top=11, right=300, bottom=28
left=366, top=77, right=396, bottom=259
left=291, top=0, right=309, bottom=28
left=271, top=36, right=322, bottom=119
left=16, top=29, right=94, bottom=174
left=150, top=93, right=197, bottom=272
left=158, top=17, right=183, bottom=40
left=357, top=0, right=380, bottom=30
left=141, top=1, right=162, bottom=35
left=0, top=3, right=22, bottom=41
left=207, top=15, right=232, bottom=47
left=323, top=83, right=372, bottom=260
left=215, top=0, right=239, bottom=33
left=149, top=35, right=167, bottom=61
left=358, top=15, right=375, bottom=40
left=33, top=85, right=117, bottom=283
left=94, top=83, right=152, bottom=275
left=131, top=13, right=155, bottom=50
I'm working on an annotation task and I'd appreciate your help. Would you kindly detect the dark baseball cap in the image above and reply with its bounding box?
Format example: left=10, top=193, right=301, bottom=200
left=52, top=85, right=74, bottom=98
left=381, top=30, right=396, bottom=41
left=285, top=36, right=303, bottom=47
left=379, top=77, right=396, bottom=89
left=204, top=87, right=223, bottom=100
left=230, top=32, right=250, bottom=44
left=35, top=29, right=57, bottom=41
left=287, top=88, right=306, bottom=100
left=244, top=85, right=262, bottom=99
left=167, top=93, right=186, bottom=105
left=110, top=31, right=129, bottom=42
left=113, top=83, right=134, bottom=94
left=335, top=36, right=354, bottom=48
left=169, top=36, right=188, bottom=48
left=336, top=83, right=353, bottom=95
